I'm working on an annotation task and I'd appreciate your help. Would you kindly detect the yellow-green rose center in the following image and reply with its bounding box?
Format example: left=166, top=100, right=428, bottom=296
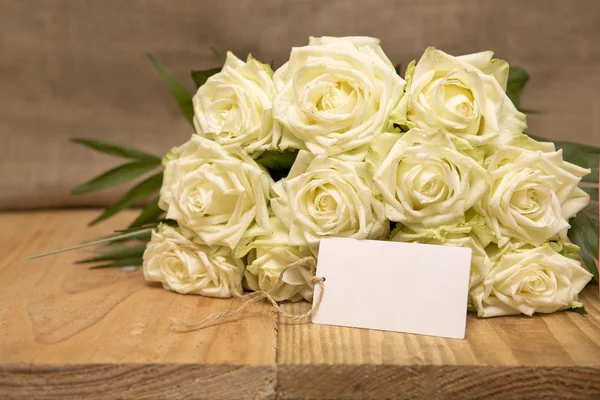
left=317, top=81, right=356, bottom=112
left=443, top=81, right=476, bottom=118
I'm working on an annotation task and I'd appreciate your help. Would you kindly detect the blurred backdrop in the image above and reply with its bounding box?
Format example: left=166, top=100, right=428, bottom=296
left=1, top=0, right=599, bottom=210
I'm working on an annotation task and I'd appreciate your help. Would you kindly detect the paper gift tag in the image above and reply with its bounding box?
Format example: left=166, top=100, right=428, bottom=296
left=311, top=237, right=472, bottom=339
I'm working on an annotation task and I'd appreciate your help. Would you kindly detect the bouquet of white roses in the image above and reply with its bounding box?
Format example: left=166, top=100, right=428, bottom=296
left=43, top=37, right=599, bottom=318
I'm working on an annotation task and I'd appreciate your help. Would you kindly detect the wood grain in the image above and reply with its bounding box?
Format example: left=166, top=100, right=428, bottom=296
left=0, top=210, right=278, bottom=400
left=277, top=289, right=600, bottom=399
left=2, top=210, right=600, bottom=399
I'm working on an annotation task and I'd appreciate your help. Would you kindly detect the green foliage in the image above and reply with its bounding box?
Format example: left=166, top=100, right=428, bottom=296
left=582, top=186, right=599, bottom=200
left=71, top=138, right=160, bottom=162
left=148, top=55, right=195, bottom=125
left=129, top=197, right=164, bottom=228
left=254, top=151, right=298, bottom=181
left=89, top=257, right=144, bottom=269
left=191, top=68, right=221, bottom=89
left=27, top=228, right=154, bottom=259
left=394, top=63, right=402, bottom=75
left=506, top=67, right=529, bottom=110
left=547, top=138, right=600, bottom=165
left=75, top=245, right=147, bottom=264
left=71, top=161, right=159, bottom=195
left=255, top=151, right=298, bottom=170
left=568, top=211, right=599, bottom=283
left=568, top=305, right=588, bottom=315
left=90, top=172, right=163, bottom=226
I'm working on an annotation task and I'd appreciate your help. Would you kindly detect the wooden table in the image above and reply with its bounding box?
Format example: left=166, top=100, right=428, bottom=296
left=1, top=210, right=599, bottom=400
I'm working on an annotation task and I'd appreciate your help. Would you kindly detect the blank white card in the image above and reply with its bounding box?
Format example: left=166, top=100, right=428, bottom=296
left=311, top=237, right=472, bottom=339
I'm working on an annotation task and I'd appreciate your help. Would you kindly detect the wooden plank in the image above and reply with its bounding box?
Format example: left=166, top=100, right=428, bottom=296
left=3, top=210, right=600, bottom=399
left=277, top=287, right=600, bottom=399
left=0, top=210, right=278, bottom=400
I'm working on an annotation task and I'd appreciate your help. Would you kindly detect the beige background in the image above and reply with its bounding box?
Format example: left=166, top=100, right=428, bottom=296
left=1, top=0, right=599, bottom=210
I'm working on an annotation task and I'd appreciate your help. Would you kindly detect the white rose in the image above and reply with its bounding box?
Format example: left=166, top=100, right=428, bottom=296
left=483, top=145, right=590, bottom=247
left=389, top=213, right=492, bottom=293
left=242, top=217, right=315, bottom=302
left=159, top=135, right=272, bottom=251
left=192, top=52, right=290, bottom=153
left=143, top=224, right=244, bottom=298
left=390, top=47, right=526, bottom=144
left=273, top=36, right=405, bottom=161
left=272, top=150, right=388, bottom=254
left=368, top=129, right=490, bottom=227
left=472, top=245, right=592, bottom=317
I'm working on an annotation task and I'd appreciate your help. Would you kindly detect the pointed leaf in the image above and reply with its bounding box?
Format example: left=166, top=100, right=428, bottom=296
left=27, top=228, right=153, bottom=259
left=148, top=55, right=194, bottom=125
left=90, top=172, right=163, bottom=226
left=528, top=135, right=600, bottom=183
left=108, top=229, right=153, bottom=246
left=90, top=257, right=143, bottom=269
left=568, top=306, right=587, bottom=315
left=519, top=109, right=542, bottom=115
left=255, top=151, right=298, bottom=170
left=585, top=202, right=599, bottom=215
left=75, top=245, right=147, bottom=264
left=568, top=212, right=599, bottom=283
left=582, top=168, right=599, bottom=184
left=129, top=197, right=164, bottom=228
left=191, top=68, right=221, bottom=89
left=506, top=67, right=529, bottom=109
left=582, top=186, right=599, bottom=200
left=114, top=224, right=159, bottom=234
left=540, top=137, right=600, bottom=170
left=71, top=161, right=159, bottom=195
left=71, top=138, right=160, bottom=161
left=394, top=63, right=402, bottom=75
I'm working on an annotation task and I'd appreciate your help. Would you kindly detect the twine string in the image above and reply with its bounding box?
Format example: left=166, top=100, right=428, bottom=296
left=171, top=257, right=325, bottom=332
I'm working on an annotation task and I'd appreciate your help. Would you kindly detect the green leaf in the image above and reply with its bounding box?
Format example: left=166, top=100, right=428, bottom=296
left=395, top=63, right=402, bottom=75
left=27, top=228, right=153, bottom=259
left=148, top=55, right=195, bottom=125
left=114, top=224, right=159, bottom=234
left=191, top=68, right=221, bottom=89
left=130, top=197, right=164, bottom=228
left=581, top=168, right=599, bottom=184
left=582, top=186, right=599, bottom=200
left=90, top=172, right=163, bottom=226
left=568, top=306, right=587, bottom=315
left=506, top=67, right=529, bottom=110
left=71, top=161, right=159, bottom=195
left=255, top=151, right=298, bottom=170
left=519, top=108, right=542, bottom=115
left=108, top=229, right=153, bottom=246
left=568, top=212, right=599, bottom=283
left=586, top=202, right=599, bottom=215
left=75, top=245, right=147, bottom=264
left=269, top=169, right=290, bottom=182
left=556, top=143, right=600, bottom=170
left=90, top=257, right=143, bottom=269
left=71, top=138, right=161, bottom=162
left=541, top=137, right=600, bottom=170
left=528, top=135, right=600, bottom=183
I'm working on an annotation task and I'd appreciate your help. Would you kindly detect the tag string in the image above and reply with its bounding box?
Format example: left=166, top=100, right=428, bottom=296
left=171, top=257, right=325, bottom=332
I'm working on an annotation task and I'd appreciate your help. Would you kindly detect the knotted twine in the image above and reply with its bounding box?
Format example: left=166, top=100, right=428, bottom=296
left=171, top=257, right=325, bottom=332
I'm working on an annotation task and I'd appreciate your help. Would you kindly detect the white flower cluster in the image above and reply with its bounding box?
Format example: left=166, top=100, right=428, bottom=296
left=144, top=37, right=592, bottom=316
